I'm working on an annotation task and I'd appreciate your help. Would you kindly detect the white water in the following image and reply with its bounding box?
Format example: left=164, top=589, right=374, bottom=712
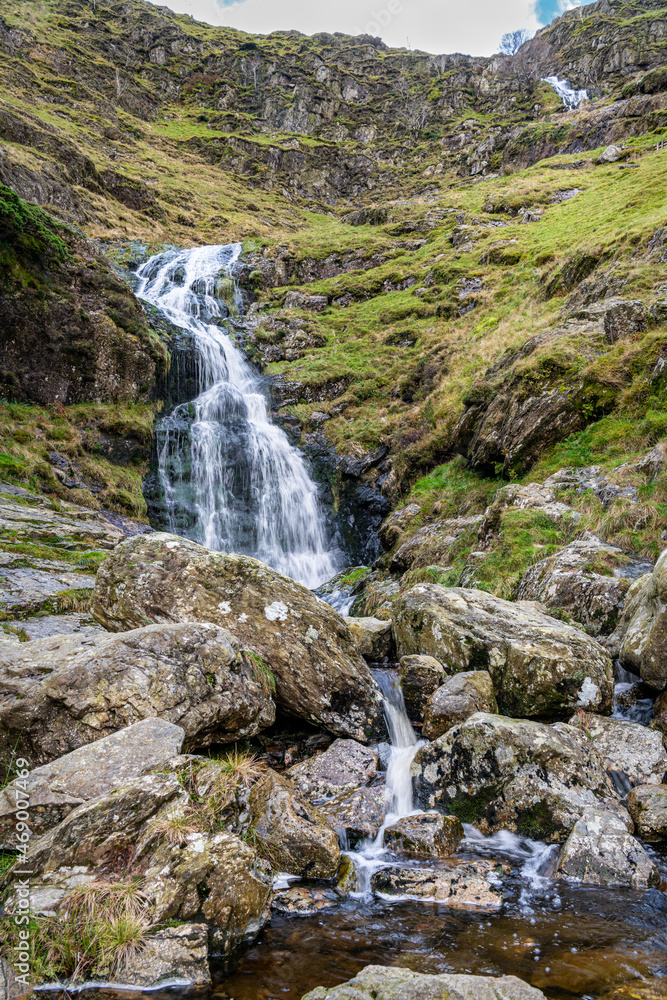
left=542, top=75, right=589, bottom=110
left=136, top=244, right=341, bottom=589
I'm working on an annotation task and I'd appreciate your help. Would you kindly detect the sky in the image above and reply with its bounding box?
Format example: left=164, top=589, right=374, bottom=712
left=149, top=0, right=596, bottom=56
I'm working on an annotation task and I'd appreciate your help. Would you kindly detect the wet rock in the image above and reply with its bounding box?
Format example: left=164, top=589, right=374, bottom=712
left=119, top=923, right=211, bottom=988
left=412, top=713, right=616, bottom=841
left=272, top=886, right=340, bottom=916
left=568, top=713, right=667, bottom=787
left=599, top=981, right=667, bottom=1000
left=0, top=718, right=184, bottom=848
left=557, top=806, right=659, bottom=888
left=422, top=671, right=497, bottom=739
left=302, top=965, right=548, bottom=1000
left=383, top=812, right=463, bottom=857
left=612, top=549, right=667, bottom=691
left=627, top=784, right=667, bottom=840
left=286, top=739, right=378, bottom=800
left=344, top=616, right=393, bottom=660
left=90, top=533, right=383, bottom=741
left=399, top=654, right=446, bottom=721
left=318, top=785, right=386, bottom=846
left=371, top=859, right=507, bottom=911
left=392, top=585, right=614, bottom=719
left=0, top=622, right=275, bottom=766
left=249, top=769, right=340, bottom=878
left=516, top=534, right=632, bottom=635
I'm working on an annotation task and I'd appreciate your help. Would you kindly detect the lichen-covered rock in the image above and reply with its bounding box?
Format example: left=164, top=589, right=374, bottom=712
left=568, top=714, right=667, bottom=787
left=118, top=924, right=211, bottom=988
left=477, top=483, right=577, bottom=548
left=627, top=784, right=667, bottom=840
left=516, top=534, right=632, bottom=635
left=557, top=806, right=659, bottom=888
left=412, top=713, right=616, bottom=841
left=286, top=739, right=379, bottom=801
left=344, top=616, right=393, bottom=661
left=248, top=769, right=340, bottom=878
left=272, top=886, right=340, bottom=916
left=399, top=654, right=446, bottom=722
left=613, top=549, right=667, bottom=690
left=302, top=966, right=547, bottom=1000
left=90, top=533, right=383, bottom=740
left=0, top=622, right=275, bottom=765
left=318, top=785, right=386, bottom=846
left=422, top=671, right=498, bottom=739
left=0, top=957, right=33, bottom=1000
left=389, top=516, right=483, bottom=574
left=383, top=812, right=463, bottom=857
left=0, top=718, right=184, bottom=848
left=371, top=859, right=507, bottom=911
left=392, top=585, right=614, bottom=718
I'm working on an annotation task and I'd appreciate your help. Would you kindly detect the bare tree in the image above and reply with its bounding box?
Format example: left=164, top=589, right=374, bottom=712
left=395, top=73, right=431, bottom=139
left=498, top=28, right=532, bottom=55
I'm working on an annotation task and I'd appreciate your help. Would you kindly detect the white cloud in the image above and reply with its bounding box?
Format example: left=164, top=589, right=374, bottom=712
left=149, top=0, right=540, bottom=57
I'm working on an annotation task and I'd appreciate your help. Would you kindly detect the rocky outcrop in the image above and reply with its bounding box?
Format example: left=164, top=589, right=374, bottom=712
left=557, top=806, right=659, bottom=888
left=612, top=549, right=667, bottom=690
left=392, top=585, right=614, bottom=719
left=0, top=718, right=184, bottom=847
left=627, top=784, right=667, bottom=840
left=422, top=671, right=498, bottom=739
left=568, top=713, right=667, bottom=787
left=90, top=532, right=383, bottom=741
left=302, top=966, right=547, bottom=1000
left=390, top=516, right=483, bottom=574
left=399, top=654, right=446, bottom=722
left=516, top=534, right=633, bottom=635
left=248, top=770, right=340, bottom=879
left=412, top=713, right=617, bottom=840
left=383, top=813, right=463, bottom=857
left=286, top=739, right=378, bottom=800
left=0, top=622, right=275, bottom=765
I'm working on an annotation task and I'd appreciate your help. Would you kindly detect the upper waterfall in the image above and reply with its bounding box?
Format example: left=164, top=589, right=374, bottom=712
left=136, top=243, right=341, bottom=590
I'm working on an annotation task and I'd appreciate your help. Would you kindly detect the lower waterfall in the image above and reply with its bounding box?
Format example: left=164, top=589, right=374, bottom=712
left=136, top=243, right=341, bottom=589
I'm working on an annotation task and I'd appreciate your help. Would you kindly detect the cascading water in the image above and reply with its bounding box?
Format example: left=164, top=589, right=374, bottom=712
left=136, top=244, right=341, bottom=589
left=542, top=75, right=589, bottom=109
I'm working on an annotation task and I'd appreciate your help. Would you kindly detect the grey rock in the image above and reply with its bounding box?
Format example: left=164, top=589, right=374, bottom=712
left=399, top=654, right=446, bottom=721
left=0, top=717, right=185, bottom=848
left=117, top=923, right=211, bottom=988
left=422, top=670, right=497, bottom=739
left=371, top=859, right=507, bottom=911
left=627, top=784, right=667, bottom=840
left=612, top=548, right=667, bottom=690
left=568, top=713, right=667, bottom=787
left=286, top=739, right=378, bottom=800
left=318, top=785, right=386, bottom=846
left=383, top=812, right=463, bottom=857
left=557, top=806, right=659, bottom=888
left=597, top=144, right=623, bottom=163
left=0, top=562, right=96, bottom=617
left=390, top=516, right=483, bottom=574
left=344, top=616, right=393, bottom=660
left=302, top=966, right=547, bottom=1000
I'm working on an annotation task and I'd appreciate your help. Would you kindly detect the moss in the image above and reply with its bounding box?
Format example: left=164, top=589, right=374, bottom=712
left=515, top=802, right=558, bottom=841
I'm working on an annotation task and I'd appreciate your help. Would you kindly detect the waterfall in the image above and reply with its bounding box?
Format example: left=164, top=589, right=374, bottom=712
left=542, top=75, right=589, bottom=109
left=136, top=244, right=341, bottom=589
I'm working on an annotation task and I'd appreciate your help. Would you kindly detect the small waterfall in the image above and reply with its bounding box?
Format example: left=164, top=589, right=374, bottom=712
left=542, top=75, right=588, bottom=109
left=136, top=244, right=341, bottom=590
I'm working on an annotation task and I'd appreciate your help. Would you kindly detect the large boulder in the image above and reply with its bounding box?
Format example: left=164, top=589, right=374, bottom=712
left=557, top=806, right=659, bottom=888
left=90, top=533, right=383, bottom=740
left=318, top=786, right=386, bottom=847
left=627, top=784, right=667, bottom=840
left=423, top=671, right=498, bottom=739
left=399, top=654, right=446, bottom=722
left=412, top=713, right=617, bottom=841
left=118, top=924, right=211, bottom=988
left=0, top=622, right=275, bottom=766
left=302, top=967, right=547, bottom=1000
left=389, top=516, right=483, bottom=574
left=248, top=770, right=340, bottom=878
left=383, top=813, right=463, bottom=857
left=612, top=549, right=667, bottom=690
left=0, top=718, right=184, bottom=847
left=286, top=739, right=378, bottom=800
left=370, top=860, right=507, bottom=911
left=568, top=714, right=667, bottom=787
left=516, top=534, right=632, bottom=635
left=392, top=585, right=614, bottom=718
left=344, top=617, right=393, bottom=661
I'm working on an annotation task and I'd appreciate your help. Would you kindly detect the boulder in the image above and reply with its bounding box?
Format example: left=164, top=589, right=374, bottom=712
left=0, top=718, right=184, bottom=847
left=568, top=714, right=667, bottom=787
left=344, top=616, right=393, bottom=661
left=285, top=739, right=378, bottom=800
left=516, top=534, right=632, bottom=635
left=412, top=713, right=616, bottom=841
left=371, top=859, right=507, bottom=911
left=389, top=516, right=483, bottom=574
left=423, top=671, right=497, bottom=739
left=118, top=924, right=211, bottom=988
left=392, top=585, right=614, bottom=719
left=318, top=785, right=386, bottom=846
left=476, top=483, right=578, bottom=550
left=557, top=806, right=659, bottom=888
left=383, top=812, right=463, bottom=857
left=597, top=144, right=623, bottom=163
left=627, top=784, right=667, bottom=840
left=90, top=533, right=383, bottom=741
left=613, top=549, right=667, bottom=690
left=272, top=886, right=340, bottom=916
left=0, top=622, right=275, bottom=766
left=248, top=770, right=340, bottom=878
left=302, top=966, right=547, bottom=1000
left=399, top=654, right=446, bottom=722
